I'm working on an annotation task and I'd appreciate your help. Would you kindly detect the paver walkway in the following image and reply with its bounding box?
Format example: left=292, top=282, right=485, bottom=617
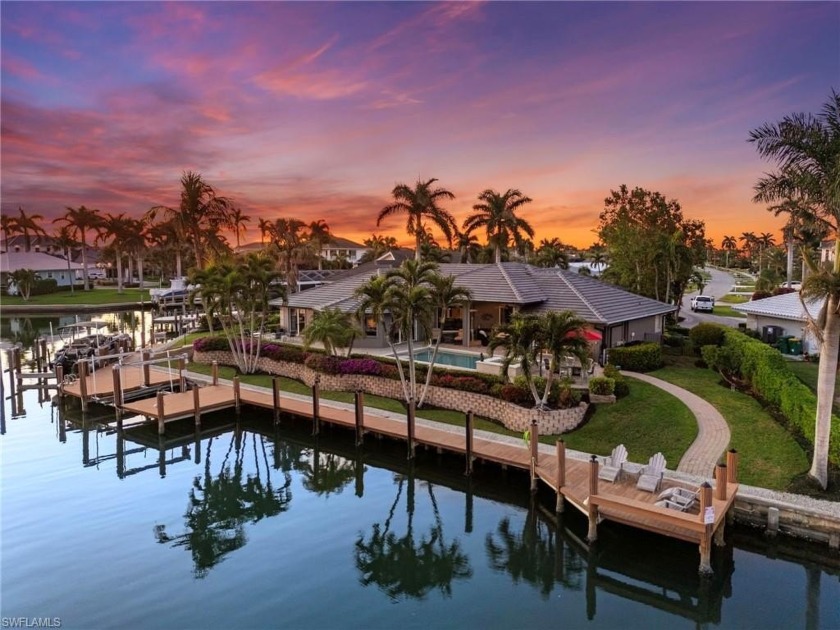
left=625, top=371, right=730, bottom=477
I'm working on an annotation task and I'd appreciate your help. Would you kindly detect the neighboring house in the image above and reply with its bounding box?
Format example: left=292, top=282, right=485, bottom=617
left=0, top=250, right=84, bottom=291
left=270, top=258, right=676, bottom=357
left=733, top=292, right=823, bottom=354
left=567, top=261, right=608, bottom=277
left=321, top=236, right=368, bottom=266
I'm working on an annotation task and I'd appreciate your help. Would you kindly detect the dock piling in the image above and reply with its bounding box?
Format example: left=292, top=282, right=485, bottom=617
left=156, top=391, right=165, bottom=435
left=178, top=357, right=186, bottom=392
left=13, top=347, right=22, bottom=389
left=465, top=411, right=474, bottom=476
left=233, top=376, right=241, bottom=415
left=272, top=377, right=281, bottom=423
left=142, top=350, right=150, bottom=386
left=312, top=376, right=320, bottom=435
left=407, top=397, right=416, bottom=460
left=212, top=361, right=219, bottom=386
left=529, top=418, right=539, bottom=492
left=56, top=364, right=64, bottom=399
left=112, top=364, right=123, bottom=422
left=714, top=463, right=728, bottom=501
left=78, top=360, right=89, bottom=412
left=193, top=385, right=201, bottom=429
left=726, top=449, right=739, bottom=484
left=699, top=482, right=714, bottom=575
left=354, top=390, right=365, bottom=445
left=556, top=439, right=566, bottom=513
left=587, top=455, right=599, bottom=542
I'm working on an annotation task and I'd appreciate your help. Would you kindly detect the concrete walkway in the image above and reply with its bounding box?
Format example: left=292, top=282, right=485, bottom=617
left=625, top=371, right=731, bottom=478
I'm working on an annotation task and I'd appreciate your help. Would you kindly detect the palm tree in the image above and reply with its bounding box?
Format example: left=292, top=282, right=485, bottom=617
left=146, top=217, right=185, bottom=279
left=1, top=214, right=19, bottom=250
left=308, top=219, right=331, bottom=271
left=52, top=226, right=79, bottom=295
left=455, top=230, right=480, bottom=263
left=463, top=189, right=534, bottom=264
left=749, top=90, right=840, bottom=488
left=229, top=206, right=251, bottom=249
left=533, top=238, right=569, bottom=269
left=303, top=307, right=362, bottom=356
left=416, top=275, right=472, bottom=407
left=149, top=171, right=233, bottom=271
left=257, top=218, right=271, bottom=246
left=538, top=311, right=592, bottom=408
left=377, top=178, right=456, bottom=261
left=122, top=218, right=150, bottom=294
left=739, top=231, right=757, bottom=269
left=721, top=235, right=738, bottom=268
left=13, top=208, right=47, bottom=252
left=267, top=218, right=308, bottom=293
left=97, top=213, right=135, bottom=294
left=488, top=313, right=545, bottom=405
left=756, top=232, right=777, bottom=272
left=54, top=205, right=103, bottom=291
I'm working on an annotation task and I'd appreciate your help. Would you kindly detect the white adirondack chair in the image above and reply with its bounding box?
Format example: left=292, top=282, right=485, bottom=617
left=636, top=452, right=667, bottom=492
left=598, top=444, right=628, bottom=482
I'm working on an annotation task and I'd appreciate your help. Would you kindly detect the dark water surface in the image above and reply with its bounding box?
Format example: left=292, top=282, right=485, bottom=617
left=1, top=328, right=839, bottom=629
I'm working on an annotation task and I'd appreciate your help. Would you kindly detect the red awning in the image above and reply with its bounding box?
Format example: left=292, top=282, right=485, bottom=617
left=565, top=329, right=603, bottom=341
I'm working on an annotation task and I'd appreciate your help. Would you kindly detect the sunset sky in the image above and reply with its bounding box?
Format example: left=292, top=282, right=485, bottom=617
left=2, top=1, right=837, bottom=249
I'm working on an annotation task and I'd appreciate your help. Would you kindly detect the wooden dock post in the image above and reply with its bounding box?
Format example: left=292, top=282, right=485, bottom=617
left=78, top=359, right=89, bottom=412
left=556, top=439, right=566, bottom=513
left=13, top=347, right=22, bottom=388
left=193, top=386, right=201, bottom=429
left=272, top=377, right=281, bottom=424
left=587, top=455, right=599, bottom=542
left=407, top=397, right=416, bottom=460
left=142, top=350, right=151, bottom=386
left=312, top=376, right=321, bottom=435
left=465, top=411, right=474, bottom=476
left=178, top=356, right=186, bottom=392
left=699, top=481, right=714, bottom=575
left=157, top=391, right=166, bottom=435
left=714, top=462, right=728, bottom=501
left=529, top=418, right=539, bottom=492
left=112, top=364, right=123, bottom=422
left=211, top=361, right=219, bottom=386
left=232, top=375, right=241, bottom=414
left=40, top=338, right=49, bottom=372
left=354, top=390, right=365, bottom=445
left=726, top=449, right=739, bottom=484
left=56, top=364, right=64, bottom=399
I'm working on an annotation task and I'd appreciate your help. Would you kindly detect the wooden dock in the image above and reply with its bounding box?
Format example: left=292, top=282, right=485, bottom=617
left=58, top=362, right=739, bottom=574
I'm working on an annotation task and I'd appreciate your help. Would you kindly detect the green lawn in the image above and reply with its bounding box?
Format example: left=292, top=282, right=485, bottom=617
left=559, top=377, right=697, bottom=465
left=2, top=287, right=150, bottom=306
left=652, top=359, right=809, bottom=490
left=712, top=305, right=746, bottom=318
left=717, top=294, right=750, bottom=304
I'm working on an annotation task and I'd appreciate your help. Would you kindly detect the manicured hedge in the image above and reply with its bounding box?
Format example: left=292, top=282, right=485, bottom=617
left=705, top=329, right=840, bottom=466
left=607, top=343, right=662, bottom=372
left=689, top=322, right=726, bottom=350
left=589, top=376, right=615, bottom=396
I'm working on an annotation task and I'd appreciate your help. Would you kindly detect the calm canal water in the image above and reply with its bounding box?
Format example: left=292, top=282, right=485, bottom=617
left=1, top=318, right=839, bottom=629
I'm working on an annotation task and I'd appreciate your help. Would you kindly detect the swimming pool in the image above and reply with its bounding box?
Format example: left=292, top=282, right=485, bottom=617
left=412, top=348, right=481, bottom=369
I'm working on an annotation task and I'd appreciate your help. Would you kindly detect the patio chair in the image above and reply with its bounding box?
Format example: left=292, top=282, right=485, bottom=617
left=598, top=444, right=628, bottom=483
left=656, top=486, right=698, bottom=511
left=636, top=452, right=667, bottom=493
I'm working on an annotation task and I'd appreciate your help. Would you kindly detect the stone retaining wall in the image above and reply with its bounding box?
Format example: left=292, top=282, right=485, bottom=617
left=732, top=492, right=840, bottom=550
left=195, top=350, right=588, bottom=434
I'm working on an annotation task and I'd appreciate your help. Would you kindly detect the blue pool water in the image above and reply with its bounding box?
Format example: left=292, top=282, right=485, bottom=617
left=413, top=348, right=481, bottom=369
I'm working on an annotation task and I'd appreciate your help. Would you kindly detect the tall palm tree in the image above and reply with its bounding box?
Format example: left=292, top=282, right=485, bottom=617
left=488, top=313, right=545, bottom=406
left=533, top=238, right=569, bottom=269
left=149, top=171, right=233, bottom=271
left=97, top=213, right=135, bottom=293
left=308, top=219, right=331, bottom=271
left=229, top=206, right=251, bottom=249
left=538, top=311, right=592, bottom=408
left=52, top=225, right=79, bottom=294
left=455, top=230, right=480, bottom=264
left=377, top=178, right=456, bottom=261
left=739, top=231, right=757, bottom=269
left=54, top=205, right=103, bottom=291
left=1, top=214, right=19, bottom=250
left=122, top=218, right=149, bottom=294
left=257, top=218, right=271, bottom=246
left=756, top=232, right=777, bottom=272
left=13, top=208, right=47, bottom=252
left=749, top=90, right=840, bottom=488
left=267, top=218, right=308, bottom=293
left=146, top=217, right=185, bottom=278
left=721, top=235, right=738, bottom=268
left=463, top=189, right=534, bottom=264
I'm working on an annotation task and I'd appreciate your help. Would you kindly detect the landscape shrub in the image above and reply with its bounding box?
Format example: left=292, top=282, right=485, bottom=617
left=607, top=342, right=662, bottom=372
left=30, top=278, right=59, bottom=296
left=193, top=336, right=229, bottom=352
left=772, top=287, right=796, bottom=296
left=337, top=358, right=383, bottom=376
left=261, top=343, right=306, bottom=363
left=707, top=329, right=840, bottom=465
left=303, top=353, right=344, bottom=374
left=613, top=378, right=630, bottom=398
left=589, top=376, right=615, bottom=396
left=430, top=373, right=489, bottom=393
left=499, top=383, right=534, bottom=406
left=688, top=322, right=726, bottom=350
left=751, top=290, right=772, bottom=301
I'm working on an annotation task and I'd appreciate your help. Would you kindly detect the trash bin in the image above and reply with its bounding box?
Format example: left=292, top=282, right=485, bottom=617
left=776, top=336, right=791, bottom=354
left=788, top=338, right=803, bottom=355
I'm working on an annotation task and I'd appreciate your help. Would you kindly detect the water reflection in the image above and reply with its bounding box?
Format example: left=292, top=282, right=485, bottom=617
left=154, top=431, right=293, bottom=578
left=354, top=465, right=473, bottom=600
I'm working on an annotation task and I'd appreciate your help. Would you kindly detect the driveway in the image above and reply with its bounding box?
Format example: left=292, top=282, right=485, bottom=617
left=680, top=267, right=744, bottom=328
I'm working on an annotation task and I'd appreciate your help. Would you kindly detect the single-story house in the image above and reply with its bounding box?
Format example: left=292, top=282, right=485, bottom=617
left=733, top=292, right=823, bottom=354
left=0, top=250, right=84, bottom=292
left=269, top=259, right=676, bottom=359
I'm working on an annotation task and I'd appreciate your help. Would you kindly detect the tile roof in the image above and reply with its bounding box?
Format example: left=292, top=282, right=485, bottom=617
left=733, top=292, right=824, bottom=321
left=326, top=236, right=366, bottom=249
left=276, top=262, right=675, bottom=326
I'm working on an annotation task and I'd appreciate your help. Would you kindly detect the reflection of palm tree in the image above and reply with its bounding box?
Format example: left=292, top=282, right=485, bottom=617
left=485, top=505, right=584, bottom=599
left=155, top=432, right=292, bottom=578
left=354, top=472, right=472, bottom=600
left=300, top=447, right=357, bottom=496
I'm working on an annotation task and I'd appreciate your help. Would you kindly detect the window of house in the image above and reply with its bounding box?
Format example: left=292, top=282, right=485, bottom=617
left=364, top=315, right=377, bottom=336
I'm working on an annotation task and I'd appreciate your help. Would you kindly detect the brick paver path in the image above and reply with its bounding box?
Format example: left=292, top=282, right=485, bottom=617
left=625, top=371, right=731, bottom=477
